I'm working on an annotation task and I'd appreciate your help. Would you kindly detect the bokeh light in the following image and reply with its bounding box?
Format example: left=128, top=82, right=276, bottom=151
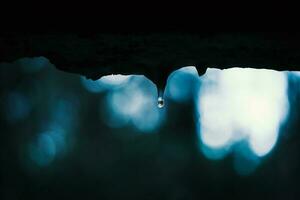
left=233, top=141, right=261, bottom=176
left=166, top=66, right=199, bottom=102
left=103, top=75, right=164, bottom=132
left=293, top=71, right=300, bottom=77
left=29, top=132, right=57, bottom=167
left=196, top=68, right=289, bottom=169
left=2, top=56, right=299, bottom=177
left=81, top=78, right=106, bottom=93
left=81, top=74, right=131, bottom=93
left=100, top=74, right=131, bottom=86
left=28, top=124, right=70, bottom=167
left=4, top=92, right=31, bottom=123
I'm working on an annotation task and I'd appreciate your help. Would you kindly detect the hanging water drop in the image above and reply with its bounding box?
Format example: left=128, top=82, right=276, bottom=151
left=157, top=89, right=164, bottom=108
left=158, top=96, right=164, bottom=108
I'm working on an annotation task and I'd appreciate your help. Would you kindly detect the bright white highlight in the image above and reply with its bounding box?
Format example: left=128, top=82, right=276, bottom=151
left=100, top=74, right=130, bottom=86
left=81, top=74, right=130, bottom=93
left=197, top=68, right=289, bottom=157
left=293, top=71, right=300, bottom=76
left=104, top=76, right=164, bottom=132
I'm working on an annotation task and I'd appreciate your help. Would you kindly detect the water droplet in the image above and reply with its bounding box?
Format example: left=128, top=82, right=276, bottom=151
left=158, top=97, right=164, bottom=108
left=157, top=88, right=165, bottom=108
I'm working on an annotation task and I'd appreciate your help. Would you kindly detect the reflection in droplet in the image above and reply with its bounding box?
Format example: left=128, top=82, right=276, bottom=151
left=158, top=97, right=164, bottom=108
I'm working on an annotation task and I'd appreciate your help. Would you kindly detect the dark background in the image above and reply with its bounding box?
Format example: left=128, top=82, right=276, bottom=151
left=1, top=32, right=300, bottom=199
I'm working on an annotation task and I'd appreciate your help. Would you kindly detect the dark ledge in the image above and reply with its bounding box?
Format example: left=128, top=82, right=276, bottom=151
left=1, top=32, right=300, bottom=94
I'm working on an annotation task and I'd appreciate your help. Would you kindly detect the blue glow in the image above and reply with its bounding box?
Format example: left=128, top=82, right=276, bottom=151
left=104, top=76, right=164, bottom=132
left=29, top=133, right=56, bottom=166
left=233, top=142, right=261, bottom=176
left=200, top=143, right=230, bottom=160
left=29, top=127, right=67, bottom=167
left=48, top=126, right=67, bottom=154
left=293, top=71, right=300, bottom=77
left=166, top=66, right=199, bottom=102
left=28, top=97, right=77, bottom=167
left=100, top=74, right=131, bottom=86
left=4, top=92, right=31, bottom=122
left=51, top=99, right=76, bottom=130
left=19, top=57, right=48, bottom=73
left=81, top=77, right=106, bottom=93
left=81, top=75, right=131, bottom=93
left=196, top=68, right=289, bottom=166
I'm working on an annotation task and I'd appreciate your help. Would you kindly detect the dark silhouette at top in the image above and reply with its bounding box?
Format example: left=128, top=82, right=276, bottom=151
left=1, top=32, right=300, bottom=97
